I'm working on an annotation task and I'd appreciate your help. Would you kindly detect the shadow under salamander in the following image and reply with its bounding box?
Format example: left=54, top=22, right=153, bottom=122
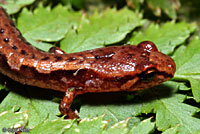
left=0, top=73, right=175, bottom=114
left=80, top=82, right=175, bottom=106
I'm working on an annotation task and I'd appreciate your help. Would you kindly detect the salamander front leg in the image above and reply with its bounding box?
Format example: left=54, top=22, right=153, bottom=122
left=59, top=90, right=79, bottom=119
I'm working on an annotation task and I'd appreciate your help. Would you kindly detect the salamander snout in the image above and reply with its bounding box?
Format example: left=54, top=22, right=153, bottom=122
left=149, top=51, right=176, bottom=79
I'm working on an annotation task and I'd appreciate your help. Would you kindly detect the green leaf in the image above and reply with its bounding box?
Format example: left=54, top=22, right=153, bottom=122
left=129, top=118, right=155, bottom=134
left=61, top=0, right=84, bottom=9
left=162, top=126, right=180, bottom=134
left=129, top=22, right=196, bottom=55
left=146, top=0, right=180, bottom=19
left=194, top=130, right=200, bottom=134
left=127, top=0, right=180, bottom=19
left=17, top=5, right=82, bottom=51
left=30, top=115, right=131, bottom=134
left=141, top=93, right=200, bottom=133
left=173, top=38, right=200, bottom=71
left=64, top=115, right=107, bottom=134
left=29, top=118, right=74, bottom=134
left=103, top=118, right=129, bottom=134
left=0, top=0, right=35, bottom=14
left=80, top=81, right=178, bottom=127
left=174, top=38, right=200, bottom=102
left=187, top=78, right=200, bottom=102
left=172, top=45, right=187, bottom=69
left=0, top=109, right=29, bottom=133
left=0, top=88, right=60, bottom=128
left=26, top=38, right=53, bottom=52
left=167, top=81, right=190, bottom=91
left=0, top=74, right=6, bottom=91
left=0, top=84, right=5, bottom=91
left=60, top=8, right=145, bottom=53
left=80, top=102, right=142, bottom=127
left=178, top=83, right=190, bottom=91
left=126, top=0, right=144, bottom=10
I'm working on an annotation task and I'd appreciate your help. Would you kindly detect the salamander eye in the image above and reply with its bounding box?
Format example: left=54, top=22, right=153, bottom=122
left=139, top=69, right=156, bottom=81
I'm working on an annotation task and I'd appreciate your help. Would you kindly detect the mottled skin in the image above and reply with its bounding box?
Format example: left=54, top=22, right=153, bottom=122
left=0, top=7, right=176, bottom=119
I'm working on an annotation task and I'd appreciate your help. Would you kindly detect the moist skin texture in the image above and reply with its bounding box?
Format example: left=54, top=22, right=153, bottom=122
left=0, top=7, right=176, bottom=119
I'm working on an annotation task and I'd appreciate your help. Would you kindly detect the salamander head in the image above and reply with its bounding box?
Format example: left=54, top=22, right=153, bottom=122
left=138, top=41, right=175, bottom=77
left=121, top=41, right=176, bottom=90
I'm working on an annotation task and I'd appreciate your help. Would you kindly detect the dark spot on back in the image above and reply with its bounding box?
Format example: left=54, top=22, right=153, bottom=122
left=77, top=54, right=83, bottom=57
left=11, top=30, right=16, bottom=33
left=31, top=54, right=35, bottom=58
left=54, top=56, right=63, bottom=61
left=3, top=38, right=9, bottom=43
left=20, top=50, right=26, bottom=55
left=41, top=57, right=49, bottom=60
left=127, top=54, right=134, bottom=59
left=95, top=55, right=100, bottom=59
left=78, top=60, right=84, bottom=64
left=121, top=46, right=126, bottom=49
left=114, top=76, right=121, bottom=81
left=12, top=45, right=18, bottom=50
left=120, top=51, right=125, bottom=54
left=67, top=57, right=76, bottom=62
left=0, top=28, right=4, bottom=33
left=128, top=46, right=133, bottom=49
left=95, top=52, right=115, bottom=60
left=83, top=56, right=86, bottom=59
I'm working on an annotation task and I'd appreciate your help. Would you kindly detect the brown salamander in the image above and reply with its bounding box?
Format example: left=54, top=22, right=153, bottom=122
left=0, top=7, right=176, bottom=119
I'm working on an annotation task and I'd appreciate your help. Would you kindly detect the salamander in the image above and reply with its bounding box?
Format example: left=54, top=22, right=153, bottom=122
left=0, top=7, right=176, bottom=119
